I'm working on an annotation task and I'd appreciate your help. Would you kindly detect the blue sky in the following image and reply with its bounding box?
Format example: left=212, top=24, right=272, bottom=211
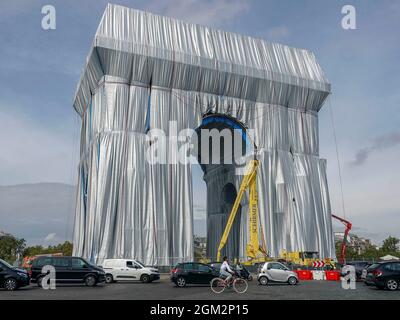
left=0, top=0, right=399, bottom=244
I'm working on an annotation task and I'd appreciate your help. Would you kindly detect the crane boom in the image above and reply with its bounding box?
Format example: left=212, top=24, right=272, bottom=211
left=216, top=160, right=267, bottom=263
left=332, top=214, right=352, bottom=265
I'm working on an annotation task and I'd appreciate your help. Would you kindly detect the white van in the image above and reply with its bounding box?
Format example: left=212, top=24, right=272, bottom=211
left=101, top=259, right=160, bottom=283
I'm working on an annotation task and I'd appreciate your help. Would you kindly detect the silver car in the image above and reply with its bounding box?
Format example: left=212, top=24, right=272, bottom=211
left=257, top=262, right=298, bottom=285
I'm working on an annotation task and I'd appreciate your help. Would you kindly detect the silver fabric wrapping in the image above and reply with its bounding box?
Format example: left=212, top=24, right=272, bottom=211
left=73, top=4, right=336, bottom=265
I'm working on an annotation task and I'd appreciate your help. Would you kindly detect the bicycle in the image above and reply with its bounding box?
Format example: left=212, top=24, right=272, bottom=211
left=210, top=274, right=248, bottom=294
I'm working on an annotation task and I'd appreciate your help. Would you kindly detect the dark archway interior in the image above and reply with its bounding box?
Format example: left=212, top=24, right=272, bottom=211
left=195, top=113, right=250, bottom=260
left=219, top=182, right=241, bottom=258
left=221, top=183, right=237, bottom=205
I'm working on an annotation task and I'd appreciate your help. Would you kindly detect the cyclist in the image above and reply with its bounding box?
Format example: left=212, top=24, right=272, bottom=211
left=220, top=256, right=235, bottom=286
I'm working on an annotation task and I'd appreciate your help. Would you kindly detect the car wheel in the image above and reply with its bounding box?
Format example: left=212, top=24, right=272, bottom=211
left=386, top=279, right=398, bottom=291
left=248, top=275, right=253, bottom=281
left=258, top=276, right=268, bottom=286
left=85, top=275, right=97, bottom=287
left=176, top=277, right=186, bottom=287
left=364, top=282, right=372, bottom=286
left=4, top=278, right=18, bottom=291
left=141, top=274, right=150, bottom=283
left=105, top=274, right=114, bottom=284
left=288, top=276, right=298, bottom=285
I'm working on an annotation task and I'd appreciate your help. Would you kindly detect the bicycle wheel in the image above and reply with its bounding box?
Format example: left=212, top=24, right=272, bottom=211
left=210, top=277, right=226, bottom=294
left=233, top=278, right=248, bottom=294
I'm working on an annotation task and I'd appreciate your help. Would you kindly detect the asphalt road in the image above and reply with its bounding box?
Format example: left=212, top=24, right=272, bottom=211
left=1, top=275, right=399, bottom=300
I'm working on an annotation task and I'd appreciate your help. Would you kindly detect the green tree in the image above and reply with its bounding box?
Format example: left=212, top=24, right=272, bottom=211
left=361, top=244, right=380, bottom=260
left=23, top=241, right=73, bottom=257
left=23, top=245, right=46, bottom=256
left=0, top=235, right=26, bottom=264
left=53, top=241, right=73, bottom=256
left=336, top=235, right=400, bottom=262
left=335, top=240, right=358, bottom=260
left=380, top=236, right=400, bottom=255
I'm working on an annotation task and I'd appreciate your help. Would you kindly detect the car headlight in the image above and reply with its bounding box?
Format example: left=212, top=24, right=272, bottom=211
left=150, top=269, right=159, bottom=273
left=17, top=272, right=28, bottom=278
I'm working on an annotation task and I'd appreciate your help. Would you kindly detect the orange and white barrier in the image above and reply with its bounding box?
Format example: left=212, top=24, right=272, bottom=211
left=295, top=270, right=341, bottom=281
left=311, top=270, right=326, bottom=280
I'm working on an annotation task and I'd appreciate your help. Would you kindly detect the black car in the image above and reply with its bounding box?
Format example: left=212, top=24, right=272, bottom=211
left=0, top=258, right=30, bottom=291
left=345, top=261, right=371, bottom=280
left=209, top=261, right=252, bottom=280
left=365, top=260, right=400, bottom=290
left=31, top=256, right=106, bottom=287
left=170, top=262, right=219, bottom=287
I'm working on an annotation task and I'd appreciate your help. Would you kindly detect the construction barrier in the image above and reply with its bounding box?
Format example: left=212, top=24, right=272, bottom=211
left=325, top=270, right=341, bottom=281
left=311, top=270, right=326, bottom=280
left=295, top=270, right=313, bottom=280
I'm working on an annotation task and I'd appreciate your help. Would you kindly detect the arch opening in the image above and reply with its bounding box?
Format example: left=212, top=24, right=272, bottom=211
left=194, top=113, right=255, bottom=261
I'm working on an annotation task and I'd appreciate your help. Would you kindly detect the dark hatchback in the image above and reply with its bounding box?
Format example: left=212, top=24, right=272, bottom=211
left=31, top=256, right=106, bottom=287
left=170, top=262, right=219, bottom=287
left=365, top=260, right=400, bottom=290
left=0, top=258, right=30, bottom=291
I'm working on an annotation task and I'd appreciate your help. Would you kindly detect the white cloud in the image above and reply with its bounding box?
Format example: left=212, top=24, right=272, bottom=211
left=44, top=233, right=57, bottom=241
left=0, top=183, right=75, bottom=245
left=146, top=0, right=250, bottom=27
left=350, top=131, right=400, bottom=166
left=322, top=129, right=400, bottom=244
left=0, top=43, right=82, bottom=77
left=0, top=104, right=80, bottom=185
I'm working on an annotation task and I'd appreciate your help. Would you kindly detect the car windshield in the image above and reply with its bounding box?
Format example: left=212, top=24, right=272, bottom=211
left=368, top=263, right=380, bottom=270
left=135, top=260, right=145, bottom=267
left=276, top=263, right=288, bottom=270
left=80, top=258, right=96, bottom=267
left=0, top=258, right=13, bottom=268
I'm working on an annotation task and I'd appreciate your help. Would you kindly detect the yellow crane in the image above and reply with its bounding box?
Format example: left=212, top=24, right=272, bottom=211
left=216, top=159, right=269, bottom=265
left=215, top=159, right=334, bottom=267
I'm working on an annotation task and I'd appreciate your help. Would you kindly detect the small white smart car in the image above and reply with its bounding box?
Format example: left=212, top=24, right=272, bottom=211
left=257, top=262, right=298, bottom=286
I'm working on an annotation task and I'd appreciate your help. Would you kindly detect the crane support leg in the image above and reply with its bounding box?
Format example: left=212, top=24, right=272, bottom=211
left=216, top=160, right=266, bottom=263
